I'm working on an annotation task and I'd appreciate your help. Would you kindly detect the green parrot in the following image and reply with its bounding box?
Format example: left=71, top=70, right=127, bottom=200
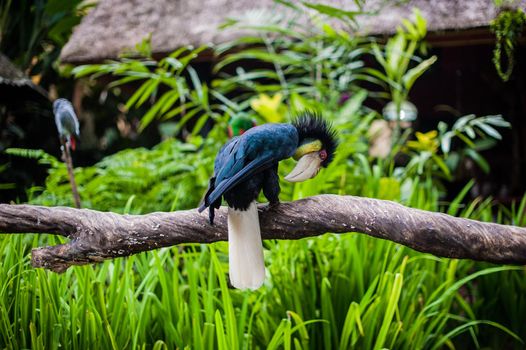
left=228, top=116, right=257, bottom=138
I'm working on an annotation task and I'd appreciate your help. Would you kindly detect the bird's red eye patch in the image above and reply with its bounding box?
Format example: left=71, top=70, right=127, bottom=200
left=319, top=149, right=327, bottom=161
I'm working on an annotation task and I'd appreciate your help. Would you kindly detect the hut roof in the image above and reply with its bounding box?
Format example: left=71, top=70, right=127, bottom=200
left=0, top=54, right=33, bottom=87
left=0, top=53, right=48, bottom=103
left=60, top=0, right=525, bottom=64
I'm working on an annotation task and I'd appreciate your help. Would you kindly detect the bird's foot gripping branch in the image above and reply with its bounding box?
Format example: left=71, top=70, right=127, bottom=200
left=0, top=194, right=526, bottom=272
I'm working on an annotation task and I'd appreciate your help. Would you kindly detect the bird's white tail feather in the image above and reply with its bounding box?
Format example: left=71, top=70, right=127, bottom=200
left=228, top=201, right=265, bottom=290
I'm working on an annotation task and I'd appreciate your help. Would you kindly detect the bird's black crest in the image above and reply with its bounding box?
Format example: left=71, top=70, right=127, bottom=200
left=292, top=112, right=338, bottom=167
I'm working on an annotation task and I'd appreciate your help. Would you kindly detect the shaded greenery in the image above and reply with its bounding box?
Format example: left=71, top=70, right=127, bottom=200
left=9, top=136, right=217, bottom=214
left=490, top=7, right=526, bottom=82
left=365, top=9, right=435, bottom=112
left=0, top=0, right=89, bottom=78
left=72, top=43, right=217, bottom=135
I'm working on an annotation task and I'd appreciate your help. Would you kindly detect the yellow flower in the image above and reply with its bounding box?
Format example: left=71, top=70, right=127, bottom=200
left=250, top=93, right=285, bottom=123
left=407, top=130, right=439, bottom=152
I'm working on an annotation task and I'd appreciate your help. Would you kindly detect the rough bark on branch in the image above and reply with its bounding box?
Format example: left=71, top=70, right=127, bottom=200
left=0, top=194, right=525, bottom=272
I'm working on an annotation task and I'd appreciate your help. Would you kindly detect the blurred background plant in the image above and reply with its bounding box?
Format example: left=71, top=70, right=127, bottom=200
left=490, top=6, right=526, bottom=81
left=0, top=0, right=89, bottom=81
left=1, top=1, right=526, bottom=349
left=71, top=42, right=221, bottom=138
left=364, top=9, right=437, bottom=147
left=0, top=0, right=95, bottom=201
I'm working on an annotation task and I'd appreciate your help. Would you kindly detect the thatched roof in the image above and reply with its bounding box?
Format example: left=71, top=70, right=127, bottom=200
left=0, top=53, right=48, bottom=103
left=60, top=0, right=525, bottom=64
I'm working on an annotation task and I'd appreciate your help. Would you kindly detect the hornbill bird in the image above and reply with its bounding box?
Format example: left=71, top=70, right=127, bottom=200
left=53, top=98, right=80, bottom=151
left=198, top=113, right=338, bottom=289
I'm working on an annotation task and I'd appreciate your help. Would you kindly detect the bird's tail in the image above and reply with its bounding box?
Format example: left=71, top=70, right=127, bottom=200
left=228, top=201, right=265, bottom=290
left=69, top=136, right=76, bottom=151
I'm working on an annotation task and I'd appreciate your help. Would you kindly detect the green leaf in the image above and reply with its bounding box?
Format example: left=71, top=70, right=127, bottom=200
left=124, top=79, right=157, bottom=110
left=432, top=155, right=451, bottom=179
left=432, top=320, right=523, bottom=350
left=371, top=43, right=387, bottom=70
left=214, top=311, right=229, bottom=350
left=373, top=273, right=403, bottom=350
left=440, top=131, right=452, bottom=154
left=465, top=126, right=476, bottom=139
left=267, top=319, right=288, bottom=350
left=483, top=115, right=510, bottom=128
left=139, top=90, right=180, bottom=130
left=447, top=180, right=475, bottom=216
left=400, top=19, right=418, bottom=38
left=214, top=50, right=301, bottom=72
left=338, top=89, right=367, bottom=121
left=274, top=0, right=301, bottom=10
left=361, top=68, right=401, bottom=90
left=402, top=55, right=437, bottom=91
left=453, top=114, right=476, bottom=130
left=455, top=132, right=476, bottom=148
left=413, top=8, right=428, bottom=37
left=386, top=33, right=407, bottom=79
left=301, top=2, right=361, bottom=23
left=339, top=302, right=360, bottom=350
left=475, top=122, right=502, bottom=140
left=465, top=148, right=490, bottom=173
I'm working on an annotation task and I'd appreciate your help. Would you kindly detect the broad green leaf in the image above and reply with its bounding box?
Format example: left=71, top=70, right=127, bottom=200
left=386, top=33, right=407, bottom=79
left=476, top=122, right=502, bottom=140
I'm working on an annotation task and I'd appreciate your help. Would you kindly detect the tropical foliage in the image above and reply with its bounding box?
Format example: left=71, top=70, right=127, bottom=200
left=490, top=7, right=526, bottom=82
left=0, top=0, right=90, bottom=80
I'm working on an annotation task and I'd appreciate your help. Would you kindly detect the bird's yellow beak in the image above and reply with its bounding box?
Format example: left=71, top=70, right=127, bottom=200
left=284, top=152, right=323, bottom=182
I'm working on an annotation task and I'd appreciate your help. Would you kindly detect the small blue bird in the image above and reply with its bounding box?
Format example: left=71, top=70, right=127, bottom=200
left=53, top=98, right=80, bottom=151
left=199, top=112, right=338, bottom=289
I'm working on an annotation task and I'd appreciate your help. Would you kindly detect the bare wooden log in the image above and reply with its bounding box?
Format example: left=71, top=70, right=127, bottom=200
left=0, top=194, right=525, bottom=272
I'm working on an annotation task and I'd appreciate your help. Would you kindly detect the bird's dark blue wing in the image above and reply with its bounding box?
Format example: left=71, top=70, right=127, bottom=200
left=198, top=123, right=298, bottom=215
left=214, top=137, right=244, bottom=182
left=205, top=154, right=276, bottom=207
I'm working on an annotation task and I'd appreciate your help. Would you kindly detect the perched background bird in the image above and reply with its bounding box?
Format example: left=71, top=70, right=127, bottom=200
left=199, top=112, right=338, bottom=289
left=53, top=98, right=80, bottom=151
left=227, top=115, right=257, bottom=138
left=53, top=98, right=82, bottom=208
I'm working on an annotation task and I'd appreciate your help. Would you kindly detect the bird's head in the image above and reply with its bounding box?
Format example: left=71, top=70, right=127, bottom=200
left=52, top=98, right=69, bottom=115
left=285, top=113, right=338, bottom=182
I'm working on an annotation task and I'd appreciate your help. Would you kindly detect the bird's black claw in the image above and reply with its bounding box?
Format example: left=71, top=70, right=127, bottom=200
left=262, top=201, right=280, bottom=212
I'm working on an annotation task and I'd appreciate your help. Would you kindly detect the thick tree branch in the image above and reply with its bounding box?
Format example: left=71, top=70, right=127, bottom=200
left=0, top=194, right=525, bottom=272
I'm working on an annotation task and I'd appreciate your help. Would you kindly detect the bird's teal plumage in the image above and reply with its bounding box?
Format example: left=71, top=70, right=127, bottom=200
left=214, top=123, right=297, bottom=192
left=200, top=123, right=298, bottom=223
